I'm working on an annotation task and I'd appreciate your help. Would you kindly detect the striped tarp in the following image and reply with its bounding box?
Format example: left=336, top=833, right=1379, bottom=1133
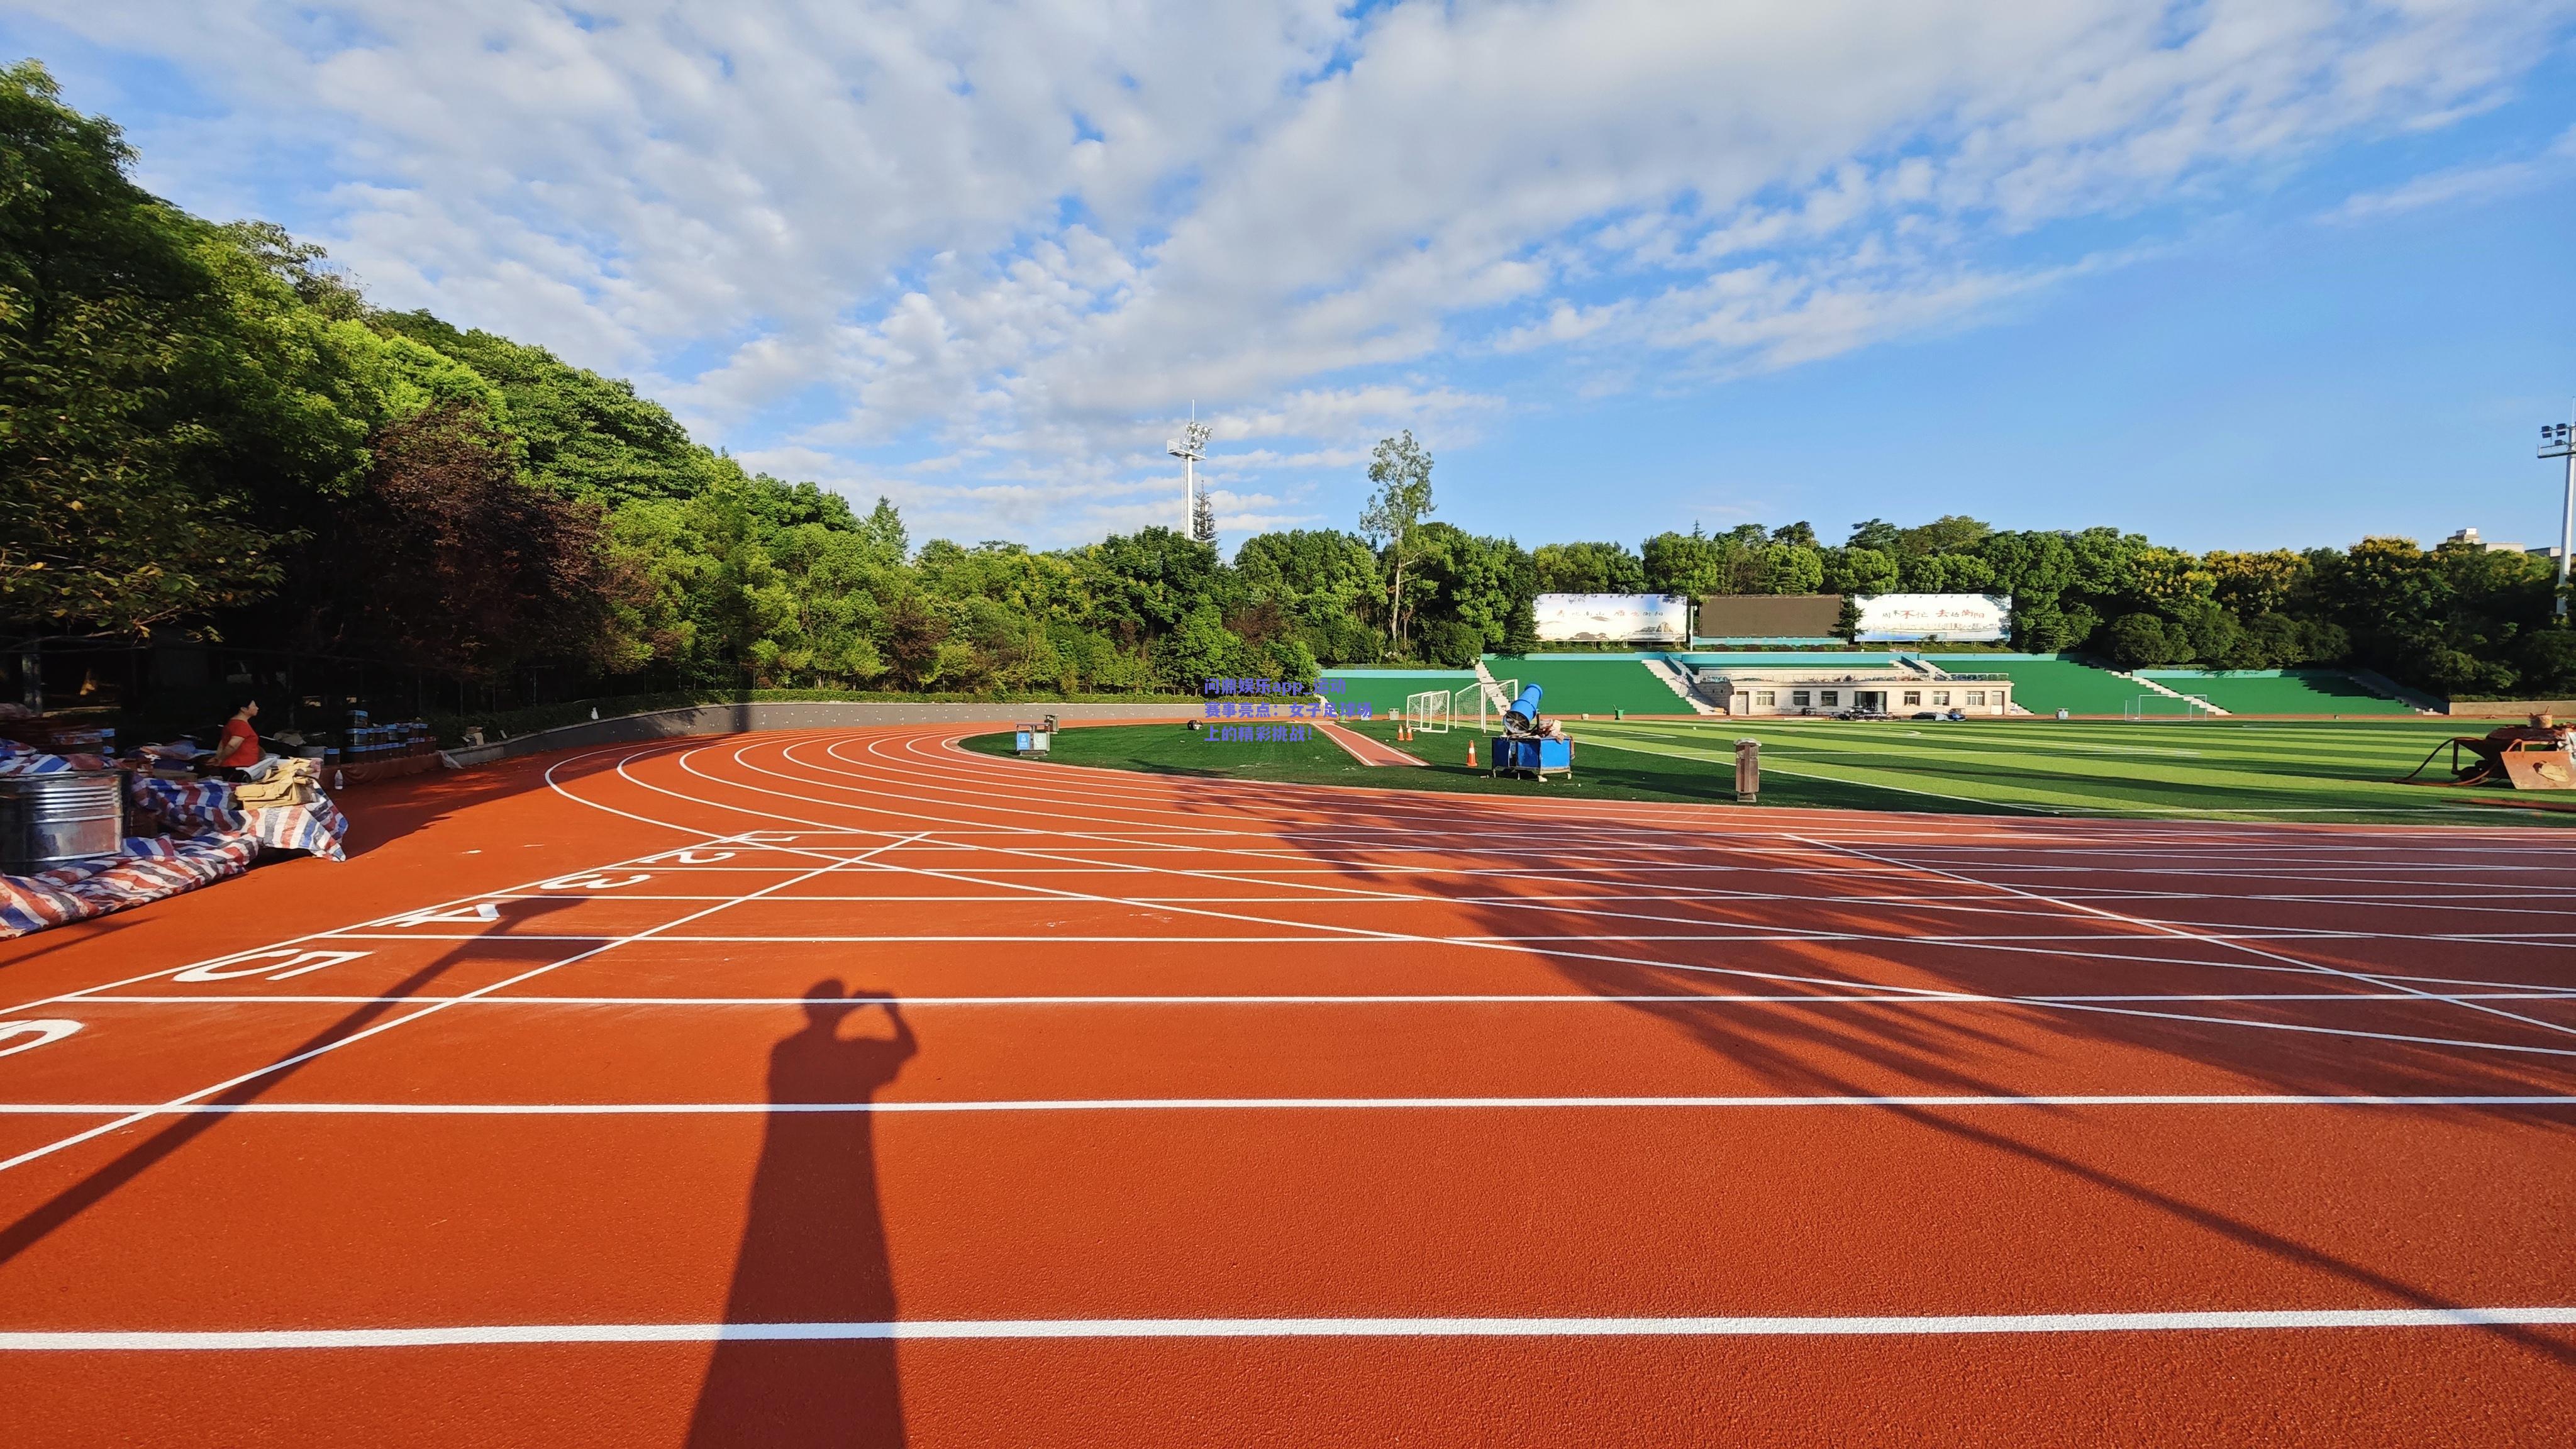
left=0, top=831, right=262, bottom=938
left=126, top=775, right=348, bottom=863
left=0, top=757, right=351, bottom=938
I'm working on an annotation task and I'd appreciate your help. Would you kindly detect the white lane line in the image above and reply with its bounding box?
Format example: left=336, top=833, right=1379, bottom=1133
left=558, top=735, right=2576, bottom=873
left=60, top=991, right=2576, bottom=1008
left=0, top=1094, right=2562, bottom=1115
left=0, top=745, right=737, bottom=1020
left=8, top=1306, right=2576, bottom=1350
left=577, top=737, right=2576, bottom=1057
left=1792, top=835, right=2576, bottom=1046
left=0, top=831, right=930, bottom=1177
left=302, top=930, right=2576, bottom=949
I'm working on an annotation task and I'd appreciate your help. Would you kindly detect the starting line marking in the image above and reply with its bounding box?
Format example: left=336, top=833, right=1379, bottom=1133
left=0, top=1094, right=2564, bottom=1116
left=0, top=1020, right=82, bottom=1059
left=6, top=1306, right=2573, bottom=1350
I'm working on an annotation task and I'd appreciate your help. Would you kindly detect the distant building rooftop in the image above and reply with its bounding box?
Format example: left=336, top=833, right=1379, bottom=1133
left=2447, top=528, right=2540, bottom=554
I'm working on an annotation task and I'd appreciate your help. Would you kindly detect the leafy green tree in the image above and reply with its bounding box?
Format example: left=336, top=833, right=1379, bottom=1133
left=305, top=404, right=613, bottom=678
left=1897, top=552, right=1997, bottom=593
left=1822, top=546, right=1899, bottom=596
left=1233, top=528, right=1382, bottom=663
left=858, top=497, right=909, bottom=560
left=1082, top=527, right=1226, bottom=643
left=2126, top=547, right=2216, bottom=614
left=1755, top=543, right=1826, bottom=594
left=2205, top=550, right=2307, bottom=616
left=1531, top=540, right=1646, bottom=594
left=373, top=310, right=713, bottom=506
left=1641, top=528, right=1728, bottom=596
left=1845, top=519, right=1902, bottom=552
left=0, top=62, right=367, bottom=632
left=1895, top=514, right=1993, bottom=556
left=2517, top=631, right=2576, bottom=697
left=1409, top=524, right=1530, bottom=655
left=1358, top=431, right=1436, bottom=647
left=1155, top=602, right=1244, bottom=689
left=2104, top=613, right=2188, bottom=667
left=1500, top=591, right=1541, bottom=654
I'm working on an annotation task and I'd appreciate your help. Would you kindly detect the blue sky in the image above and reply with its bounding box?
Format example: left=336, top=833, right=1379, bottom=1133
left=8, top=1, right=2573, bottom=555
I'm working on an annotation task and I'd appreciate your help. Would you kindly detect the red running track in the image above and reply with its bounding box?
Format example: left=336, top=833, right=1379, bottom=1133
left=1, top=724, right=2572, bottom=1446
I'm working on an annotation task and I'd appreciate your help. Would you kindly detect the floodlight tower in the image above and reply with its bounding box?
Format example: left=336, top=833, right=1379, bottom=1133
left=1168, top=415, right=1213, bottom=543
left=2545, top=409, right=2575, bottom=618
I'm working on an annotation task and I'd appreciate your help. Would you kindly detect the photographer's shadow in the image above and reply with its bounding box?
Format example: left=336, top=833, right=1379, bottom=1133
left=689, top=980, right=918, bottom=1448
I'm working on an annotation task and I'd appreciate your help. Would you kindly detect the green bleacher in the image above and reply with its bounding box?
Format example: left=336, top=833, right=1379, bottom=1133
left=2136, top=671, right=2414, bottom=716
left=1918, top=654, right=2140, bottom=715
left=1487, top=657, right=1687, bottom=716
left=1316, top=669, right=1476, bottom=716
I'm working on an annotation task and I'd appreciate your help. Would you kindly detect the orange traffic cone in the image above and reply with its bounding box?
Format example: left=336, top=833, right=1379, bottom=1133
left=1466, top=740, right=1477, bottom=768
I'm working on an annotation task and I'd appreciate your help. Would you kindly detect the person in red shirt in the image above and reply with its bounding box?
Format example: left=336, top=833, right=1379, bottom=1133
left=213, top=699, right=264, bottom=777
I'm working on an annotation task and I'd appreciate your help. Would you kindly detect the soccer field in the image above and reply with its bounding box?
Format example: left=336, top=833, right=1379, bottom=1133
left=972, top=716, right=2570, bottom=826
left=1574, top=716, right=2555, bottom=823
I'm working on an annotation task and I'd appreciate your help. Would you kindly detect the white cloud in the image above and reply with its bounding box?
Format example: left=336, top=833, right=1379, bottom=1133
left=24, top=0, right=2572, bottom=542
left=2327, top=123, right=2576, bottom=220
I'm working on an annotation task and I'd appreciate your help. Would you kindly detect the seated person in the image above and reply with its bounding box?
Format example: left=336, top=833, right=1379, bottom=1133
left=211, top=698, right=280, bottom=782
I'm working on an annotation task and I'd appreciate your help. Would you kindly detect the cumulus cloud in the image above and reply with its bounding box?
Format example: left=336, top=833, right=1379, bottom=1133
left=20, top=0, right=2568, bottom=542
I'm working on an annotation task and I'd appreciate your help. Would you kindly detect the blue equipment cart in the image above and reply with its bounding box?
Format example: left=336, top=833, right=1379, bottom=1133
left=1490, top=735, right=1573, bottom=780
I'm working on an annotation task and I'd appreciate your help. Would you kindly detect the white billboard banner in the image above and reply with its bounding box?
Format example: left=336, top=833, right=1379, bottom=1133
left=1535, top=594, right=1689, bottom=644
left=1852, top=593, right=2012, bottom=641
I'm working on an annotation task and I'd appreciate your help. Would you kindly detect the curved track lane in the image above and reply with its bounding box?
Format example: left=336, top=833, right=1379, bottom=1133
left=1, top=724, right=2573, bottom=1446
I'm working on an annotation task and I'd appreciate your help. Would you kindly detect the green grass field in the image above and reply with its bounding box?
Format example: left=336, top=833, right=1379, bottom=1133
left=962, top=716, right=2571, bottom=826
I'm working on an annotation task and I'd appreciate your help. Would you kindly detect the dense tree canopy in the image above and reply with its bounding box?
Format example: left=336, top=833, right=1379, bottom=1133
left=4, top=59, right=2567, bottom=703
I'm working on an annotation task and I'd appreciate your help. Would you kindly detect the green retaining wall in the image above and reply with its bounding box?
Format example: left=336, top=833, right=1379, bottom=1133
left=1316, top=669, right=1477, bottom=715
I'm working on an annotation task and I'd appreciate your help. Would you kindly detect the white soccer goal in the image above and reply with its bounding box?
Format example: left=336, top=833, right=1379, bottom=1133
left=1406, top=689, right=1452, bottom=733
left=2124, top=693, right=2218, bottom=721
left=1454, top=677, right=1518, bottom=732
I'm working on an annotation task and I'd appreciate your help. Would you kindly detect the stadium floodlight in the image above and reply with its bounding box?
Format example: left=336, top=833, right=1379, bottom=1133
left=2545, top=411, right=2576, bottom=618
left=1167, top=413, right=1213, bottom=541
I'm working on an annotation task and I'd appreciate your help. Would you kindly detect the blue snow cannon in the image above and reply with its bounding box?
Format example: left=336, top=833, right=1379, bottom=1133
left=1491, top=684, right=1572, bottom=780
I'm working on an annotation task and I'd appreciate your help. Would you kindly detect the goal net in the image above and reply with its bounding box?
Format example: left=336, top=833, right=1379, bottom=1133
left=1455, top=677, right=1517, bottom=732
left=1406, top=689, right=1452, bottom=733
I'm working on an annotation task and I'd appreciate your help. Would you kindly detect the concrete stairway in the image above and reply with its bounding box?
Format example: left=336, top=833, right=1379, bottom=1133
left=1643, top=657, right=1721, bottom=714
left=2111, top=670, right=2232, bottom=716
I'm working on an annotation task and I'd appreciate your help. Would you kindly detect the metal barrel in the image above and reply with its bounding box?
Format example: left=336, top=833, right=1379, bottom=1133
left=0, top=771, right=127, bottom=875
